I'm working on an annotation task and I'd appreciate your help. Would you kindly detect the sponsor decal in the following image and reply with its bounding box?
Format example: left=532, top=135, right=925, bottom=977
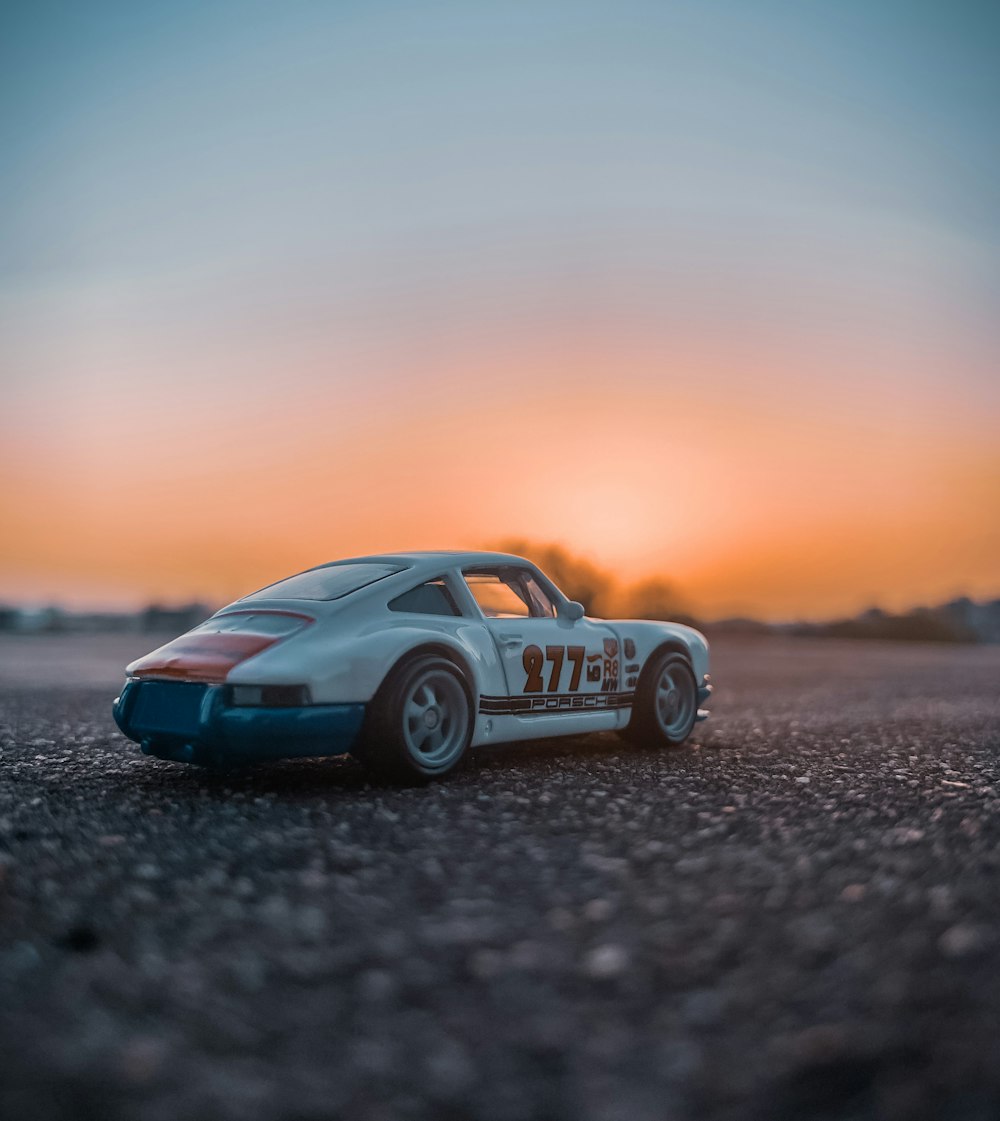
left=519, top=642, right=629, bottom=694
left=626, top=675, right=638, bottom=688
left=518, top=642, right=624, bottom=694
left=625, top=663, right=640, bottom=674
left=623, top=638, right=636, bottom=660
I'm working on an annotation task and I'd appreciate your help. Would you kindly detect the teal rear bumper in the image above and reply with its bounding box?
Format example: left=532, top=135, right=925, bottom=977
left=113, top=679, right=365, bottom=766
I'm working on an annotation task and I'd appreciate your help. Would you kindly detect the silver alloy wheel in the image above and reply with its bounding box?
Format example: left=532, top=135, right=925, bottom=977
left=654, top=661, right=696, bottom=739
left=401, top=667, right=470, bottom=769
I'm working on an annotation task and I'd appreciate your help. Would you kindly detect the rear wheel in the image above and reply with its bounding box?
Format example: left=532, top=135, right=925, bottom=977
left=357, top=654, right=473, bottom=783
left=622, top=651, right=697, bottom=749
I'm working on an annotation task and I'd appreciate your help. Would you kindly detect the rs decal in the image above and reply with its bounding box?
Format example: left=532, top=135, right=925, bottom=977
left=522, top=645, right=607, bottom=694
left=602, top=658, right=620, bottom=692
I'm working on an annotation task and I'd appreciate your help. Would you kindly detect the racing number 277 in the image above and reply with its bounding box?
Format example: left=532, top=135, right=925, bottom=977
left=522, top=645, right=585, bottom=693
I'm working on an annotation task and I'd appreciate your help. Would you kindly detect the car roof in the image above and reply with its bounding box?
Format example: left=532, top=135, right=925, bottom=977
left=220, top=550, right=564, bottom=616
left=309, top=550, right=535, bottom=572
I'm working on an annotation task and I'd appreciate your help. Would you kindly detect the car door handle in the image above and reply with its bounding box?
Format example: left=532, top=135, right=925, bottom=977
left=498, top=633, right=523, bottom=649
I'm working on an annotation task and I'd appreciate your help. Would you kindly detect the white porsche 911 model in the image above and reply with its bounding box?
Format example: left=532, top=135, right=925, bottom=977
left=114, top=551, right=712, bottom=782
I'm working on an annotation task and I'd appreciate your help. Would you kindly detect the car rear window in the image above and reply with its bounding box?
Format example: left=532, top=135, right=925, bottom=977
left=241, top=563, right=404, bottom=602
left=389, top=579, right=461, bottom=617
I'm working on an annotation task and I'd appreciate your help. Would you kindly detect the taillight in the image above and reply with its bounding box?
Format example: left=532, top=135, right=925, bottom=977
left=127, top=611, right=313, bottom=683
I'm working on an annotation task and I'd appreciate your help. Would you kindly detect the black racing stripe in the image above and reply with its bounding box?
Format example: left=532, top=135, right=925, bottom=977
left=478, top=693, right=635, bottom=716
left=479, top=693, right=635, bottom=703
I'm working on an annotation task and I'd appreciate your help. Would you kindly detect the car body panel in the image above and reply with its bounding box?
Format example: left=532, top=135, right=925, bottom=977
left=477, top=613, right=625, bottom=739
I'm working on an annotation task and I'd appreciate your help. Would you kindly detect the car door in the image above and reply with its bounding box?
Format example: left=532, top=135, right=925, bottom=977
left=461, top=565, right=625, bottom=740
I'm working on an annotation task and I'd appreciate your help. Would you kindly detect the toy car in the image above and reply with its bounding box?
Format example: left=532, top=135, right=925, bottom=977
left=113, top=551, right=712, bottom=781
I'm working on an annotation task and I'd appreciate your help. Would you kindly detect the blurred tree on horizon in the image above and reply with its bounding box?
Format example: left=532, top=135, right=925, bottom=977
left=620, top=577, right=691, bottom=623
left=493, top=540, right=695, bottom=622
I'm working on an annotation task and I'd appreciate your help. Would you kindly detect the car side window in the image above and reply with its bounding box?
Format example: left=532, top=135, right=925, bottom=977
left=389, top=579, right=462, bottom=617
left=522, top=573, right=557, bottom=618
left=463, top=568, right=557, bottom=619
left=464, top=573, right=531, bottom=618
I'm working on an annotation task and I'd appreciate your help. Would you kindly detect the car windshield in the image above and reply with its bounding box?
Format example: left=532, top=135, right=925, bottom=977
left=241, top=563, right=404, bottom=602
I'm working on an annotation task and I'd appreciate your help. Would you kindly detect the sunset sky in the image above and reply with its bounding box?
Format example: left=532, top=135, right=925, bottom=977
left=2, top=1, right=998, bottom=619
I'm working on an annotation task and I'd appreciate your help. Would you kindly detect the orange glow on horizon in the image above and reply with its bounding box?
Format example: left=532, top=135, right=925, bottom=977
left=2, top=337, right=997, bottom=620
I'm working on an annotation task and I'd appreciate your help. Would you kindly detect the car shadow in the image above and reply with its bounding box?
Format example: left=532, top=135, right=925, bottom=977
left=109, top=728, right=725, bottom=803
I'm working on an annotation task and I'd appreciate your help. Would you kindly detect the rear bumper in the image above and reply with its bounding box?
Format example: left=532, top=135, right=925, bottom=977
left=113, top=679, right=366, bottom=766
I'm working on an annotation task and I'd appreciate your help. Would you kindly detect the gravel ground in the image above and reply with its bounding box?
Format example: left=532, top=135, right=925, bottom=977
left=1, top=634, right=999, bottom=1121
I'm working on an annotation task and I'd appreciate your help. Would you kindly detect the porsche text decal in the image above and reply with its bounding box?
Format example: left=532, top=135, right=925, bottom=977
left=479, top=692, right=635, bottom=716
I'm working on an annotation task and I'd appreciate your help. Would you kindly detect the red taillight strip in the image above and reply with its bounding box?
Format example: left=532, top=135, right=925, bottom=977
left=130, top=633, right=280, bottom=682
left=129, top=611, right=314, bottom=683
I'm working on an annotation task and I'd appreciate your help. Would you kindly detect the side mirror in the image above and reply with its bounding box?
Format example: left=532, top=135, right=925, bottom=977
left=561, top=600, right=585, bottom=622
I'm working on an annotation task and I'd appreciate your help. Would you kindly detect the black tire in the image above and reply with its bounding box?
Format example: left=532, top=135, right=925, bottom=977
left=622, top=651, right=697, bottom=749
left=356, top=654, right=473, bottom=784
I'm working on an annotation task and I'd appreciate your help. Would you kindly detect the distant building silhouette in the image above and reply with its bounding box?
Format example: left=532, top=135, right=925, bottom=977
left=140, top=603, right=213, bottom=633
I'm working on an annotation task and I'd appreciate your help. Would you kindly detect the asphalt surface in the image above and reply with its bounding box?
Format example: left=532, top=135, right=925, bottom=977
left=1, top=634, right=999, bottom=1121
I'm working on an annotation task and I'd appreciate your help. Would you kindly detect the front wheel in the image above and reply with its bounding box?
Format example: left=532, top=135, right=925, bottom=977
left=357, top=654, right=473, bottom=784
left=622, top=652, right=697, bottom=749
